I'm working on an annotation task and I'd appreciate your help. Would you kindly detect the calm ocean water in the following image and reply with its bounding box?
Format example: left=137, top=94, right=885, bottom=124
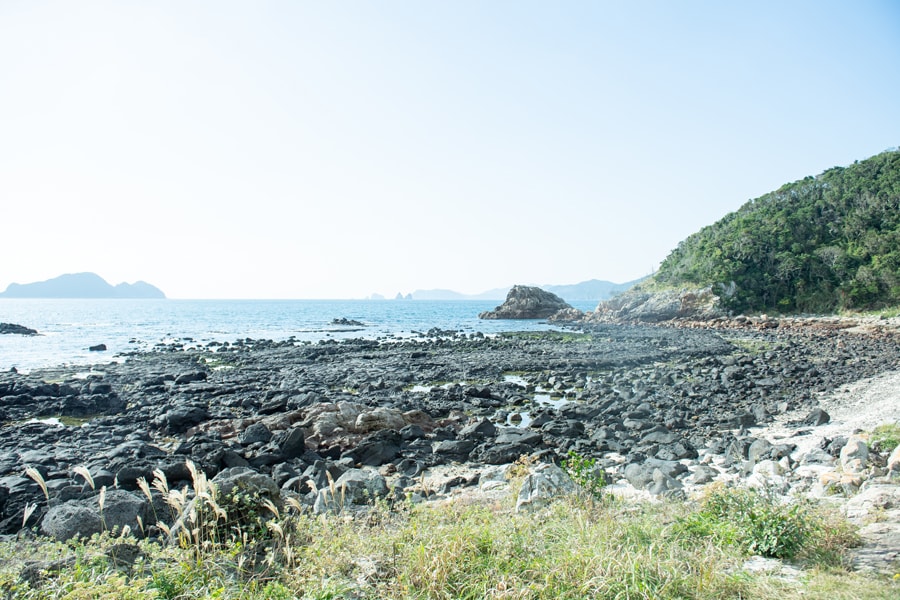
left=0, top=299, right=597, bottom=372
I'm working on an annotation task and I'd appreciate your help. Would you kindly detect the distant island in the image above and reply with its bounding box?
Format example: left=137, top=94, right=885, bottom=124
left=0, top=272, right=166, bottom=299
left=395, top=278, right=643, bottom=303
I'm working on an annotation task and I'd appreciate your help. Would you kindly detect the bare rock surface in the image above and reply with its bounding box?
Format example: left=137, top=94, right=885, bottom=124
left=590, top=286, right=725, bottom=323
left=1, top=314, right=900, bottom=584
left=478, top=285, right=572, bottom=319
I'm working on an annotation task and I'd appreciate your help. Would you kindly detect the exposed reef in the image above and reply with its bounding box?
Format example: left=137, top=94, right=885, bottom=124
left=1, top=319, right=899, bottom=550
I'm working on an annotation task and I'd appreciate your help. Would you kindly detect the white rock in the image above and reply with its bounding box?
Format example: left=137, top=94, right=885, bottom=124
left=754, top=459, right=785, bottom=477
left=515, top=463, right=577, bottom=512
left=887, top=444, right=900, bottom=472
left=843, top=482, right=900, bottom=521
left=740, top=556, right=803, bottom=582
left=799, top=447, right=835, bottom=466
left=840, top=435, right=869, bottom=474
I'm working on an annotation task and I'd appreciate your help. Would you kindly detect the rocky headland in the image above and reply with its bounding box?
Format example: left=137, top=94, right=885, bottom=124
left=587, top=286, right=725, bottom=323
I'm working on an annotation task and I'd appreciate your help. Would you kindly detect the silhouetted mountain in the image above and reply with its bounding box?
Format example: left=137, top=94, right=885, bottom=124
left=544, top=279, right=645, bottom=302
left=0, top=272, right=166, bottom=299
left=410, top=278, right=643, bottom=302
left=408, top=289, right=469, bottom=300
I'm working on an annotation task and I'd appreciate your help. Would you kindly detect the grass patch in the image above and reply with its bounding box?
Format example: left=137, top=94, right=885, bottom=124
left=199, top=355, right=236, bottom=371
left=672, top=484, right=859, bottom=564
left=499, top=331, right=594, bottom=343
left=844, top=306, right=900, bottom=319
left=879, top=306, right=900, bottom=318
left=2, top=475, right=893, bottom=599
left=870, top=423, right=900, bottom=453
left=728, top=337, right=775, bottom=355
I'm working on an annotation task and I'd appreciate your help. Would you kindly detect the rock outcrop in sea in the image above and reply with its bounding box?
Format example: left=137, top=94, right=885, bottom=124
left=478, top=285, right=573, bottom=319
left=0, top=323, right=38, bottom=336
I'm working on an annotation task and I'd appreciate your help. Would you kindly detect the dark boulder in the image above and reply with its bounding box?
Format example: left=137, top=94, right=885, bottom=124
left=40, top=490, right=148, bottom=541
left=541, top=419, right=585, bottom=438
left=331, top=318, right=365, bottom=327
left=158, top=404, right=210, bottom=433
left=239, top=423, right=272, bottom=446
left=174, top=371, right=208, bottom=385
left=802, top=408, right=831, bottom=426
left=313, top=468, right=387, bottom=513
left=432, top=439, right=475, bottom=462
left=474, top=442, right=534, bottom=465
left=273, top=427, right=306, bottom=459
left=459, top=418, right=497, bottom=441
left=496, top=428, right=542, bottom=447
left=341, top=429, right=402, bottom=466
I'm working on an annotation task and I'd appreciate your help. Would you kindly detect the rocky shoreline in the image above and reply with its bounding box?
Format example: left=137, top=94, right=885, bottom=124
left=1, top=319, right=899, bottom=571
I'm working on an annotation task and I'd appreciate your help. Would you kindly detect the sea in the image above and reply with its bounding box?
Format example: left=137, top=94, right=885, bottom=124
left=0, top=299, right=598, bottom=372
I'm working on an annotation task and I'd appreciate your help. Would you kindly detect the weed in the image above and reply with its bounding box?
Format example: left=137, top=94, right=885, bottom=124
left=499, top=331, right=593, bottom=343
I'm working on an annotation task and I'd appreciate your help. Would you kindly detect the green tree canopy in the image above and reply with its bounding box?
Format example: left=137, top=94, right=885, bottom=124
left=655, top=149, right=900, bottom=313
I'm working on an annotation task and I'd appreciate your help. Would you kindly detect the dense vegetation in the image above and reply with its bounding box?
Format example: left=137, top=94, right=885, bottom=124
left=655, top=149, right=900, bottom=313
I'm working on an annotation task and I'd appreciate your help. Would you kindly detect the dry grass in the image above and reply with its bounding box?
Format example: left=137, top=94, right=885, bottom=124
left=2, top=462, right=897, bottom=599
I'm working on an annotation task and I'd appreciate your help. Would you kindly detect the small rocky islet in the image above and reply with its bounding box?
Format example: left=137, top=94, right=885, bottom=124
left=2, top=310, right=900, bottom=563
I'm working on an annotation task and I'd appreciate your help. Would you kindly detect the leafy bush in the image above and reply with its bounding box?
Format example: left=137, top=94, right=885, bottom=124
left=675, top=485, right=814, bottom=559
left=562, top=450, right=607, bottom=500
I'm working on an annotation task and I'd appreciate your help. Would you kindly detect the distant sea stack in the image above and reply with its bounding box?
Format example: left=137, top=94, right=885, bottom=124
left=0, top=272, right=166, bottom=299
left=478, top=285, right=573, bottom=319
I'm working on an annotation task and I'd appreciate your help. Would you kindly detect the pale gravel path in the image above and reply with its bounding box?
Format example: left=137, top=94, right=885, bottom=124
left=758, top=368, right=900, bottom=456
left=755, top=368, right=900, bottom=576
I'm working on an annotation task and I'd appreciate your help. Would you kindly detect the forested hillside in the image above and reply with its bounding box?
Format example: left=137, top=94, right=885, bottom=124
left=655, top=149, right=900, bottom=313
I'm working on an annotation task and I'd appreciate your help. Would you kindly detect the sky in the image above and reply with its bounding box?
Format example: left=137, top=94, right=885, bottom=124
left=1, top=1, right=898, bottom=299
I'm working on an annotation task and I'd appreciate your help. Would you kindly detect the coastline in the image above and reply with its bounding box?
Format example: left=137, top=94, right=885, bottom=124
left=1, top=318, right=899, bottom=582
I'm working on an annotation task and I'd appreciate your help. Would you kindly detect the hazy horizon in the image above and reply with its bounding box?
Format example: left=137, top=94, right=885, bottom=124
left=2, top=2, right=898, bottom=299
left=0, top=271, right=641, bottom=301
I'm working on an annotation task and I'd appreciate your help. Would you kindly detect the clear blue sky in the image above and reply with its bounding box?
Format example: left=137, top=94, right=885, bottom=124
left=1, top=1, right=898, bottom=299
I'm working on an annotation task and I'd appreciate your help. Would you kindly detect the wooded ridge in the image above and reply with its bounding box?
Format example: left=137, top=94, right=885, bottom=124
left=654, top=149, right=900, bottom=313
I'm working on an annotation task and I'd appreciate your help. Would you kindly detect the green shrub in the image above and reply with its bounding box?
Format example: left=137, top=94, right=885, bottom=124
left=561, top=450, right=607, bottom=500
left=675, top=485, right=814, bottom=559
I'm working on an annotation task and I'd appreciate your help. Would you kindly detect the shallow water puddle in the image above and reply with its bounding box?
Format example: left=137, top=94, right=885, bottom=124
left=504, top=393, right=576, bottom=428
left=407, top=381, right=469, bottom=393
left=19, top=415, right=93, bottom=427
